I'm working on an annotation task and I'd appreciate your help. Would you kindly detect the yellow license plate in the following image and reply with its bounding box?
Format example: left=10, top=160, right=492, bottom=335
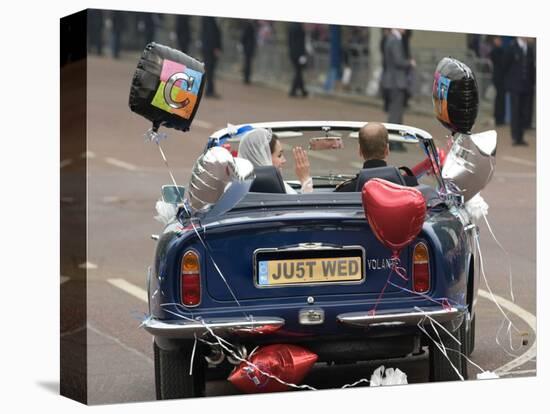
left=257, top=257, right=363, bottom=286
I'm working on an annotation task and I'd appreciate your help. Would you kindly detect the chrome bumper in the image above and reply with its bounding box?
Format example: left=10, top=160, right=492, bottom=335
left=337, top=307, right=462, bottom=328
left=143, top=316, right=285, bottom=339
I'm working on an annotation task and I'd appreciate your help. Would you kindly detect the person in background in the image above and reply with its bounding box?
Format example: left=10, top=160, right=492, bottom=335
left=381, top=29, right=415, bottom=126
left=201, top=16, right=223, bottom=98
left=110, top=10, right=124, bottom=59
left=524, top=37, right=536, bottom=130
left=88, top=9, right=103, bottom=56
left=324, top=25, right=342, bottom=92
left=467, top=33, right=481, bottom=57
left=401, top=29, right=414, bottom=108
left=335, top=122, right=391, bottom=192
left=503, top=36, right=535, bottom=146
left=176, top=15, right=191, bottom=53
left=241, top=20, right=257, bottom=85
left=489, top=36, right=506, bottom=126
left=257, top=20, right=275, bottom=46
left=238, top=129, right=312, bottom=193
left=288, top=22, right=308, bottom=97
left=380, top=28, right=391, bottom=112
left=140, top=13, right=157, bottom=44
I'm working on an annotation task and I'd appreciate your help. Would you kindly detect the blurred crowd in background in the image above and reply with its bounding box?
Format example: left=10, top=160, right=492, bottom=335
left=85, top=10, right=536, bottom=143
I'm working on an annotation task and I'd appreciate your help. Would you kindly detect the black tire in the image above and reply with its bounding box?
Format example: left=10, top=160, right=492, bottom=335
left=429, top=320, right=468, bottom=382
left=467, top=314, right=476, bottom=356
left=154, top=341, right=162, bottom=400
left=154, top=340, right=206, bottom=399
left=206, top=360, right=234, bottom=381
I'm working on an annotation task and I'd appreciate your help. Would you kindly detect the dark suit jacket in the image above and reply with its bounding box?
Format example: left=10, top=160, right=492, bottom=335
left=201, top=17, right=222, bottom=58
left=241, top=21, right=257, bottom=56
left=490, top=46, right=506, bottom=88
left=288, top=23, right=306, bottom=64
left=381, top=33, right=411, bottom=90
left=334, top=159, right=387, bottom=192
left=503, top=39, right=535, bottom=93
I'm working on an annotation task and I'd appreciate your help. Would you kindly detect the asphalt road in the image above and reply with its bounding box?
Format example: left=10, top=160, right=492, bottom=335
left=60, top=55, right=536, bottom=404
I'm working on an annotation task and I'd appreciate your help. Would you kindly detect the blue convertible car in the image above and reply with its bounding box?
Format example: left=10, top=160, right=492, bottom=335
left=144, top=121, right=484, bottom=398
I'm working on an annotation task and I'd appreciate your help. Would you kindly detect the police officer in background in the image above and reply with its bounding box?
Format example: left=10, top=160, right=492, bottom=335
left=241, top=20, right=257, bottom=85
left=381, top=29, right=415, bottom=126
left=176, top=15, right=191, bottom=53
left=201, top=16, right=222, bottom=98
left=503, top=36, right=535, bottom=146
left=489, top=36, right=506, bottom=126
left=288, top=22, right=308, bottom=97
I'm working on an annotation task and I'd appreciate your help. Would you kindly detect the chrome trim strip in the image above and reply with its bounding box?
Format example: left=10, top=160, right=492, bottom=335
left=143, top=316, right=285, bottom=339
left=209, top=121, right=433, bottom=141
left=337, top=307, right=461, bottom=327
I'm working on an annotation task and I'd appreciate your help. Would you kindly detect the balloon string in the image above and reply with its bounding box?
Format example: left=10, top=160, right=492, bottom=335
left=482, top=212, right=515, bottom=302
left=392, top=259, right=408, bottom=281
left=415, top=309, right=497, bottom=379
left=387, top=280, right=455, bottom=311
left=156, top=142, right=185, bottom=208
left=474, top=234, right=525, bottom=354
left=369, top=262, right=396, bottom=316
left=474, top=234, right=521, bottom=334
left=150, top=137, right=247, bottom=315
left=161, top=306, right=318, bottom=391
left=159, top=304, right=376, bottom=390
left=415, top=315, right=464, bottom=380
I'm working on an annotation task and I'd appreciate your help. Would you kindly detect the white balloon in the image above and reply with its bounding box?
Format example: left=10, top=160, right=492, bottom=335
left=442, top=130, right=497, bottom=202
left=186, top=147, right=254, bottom=213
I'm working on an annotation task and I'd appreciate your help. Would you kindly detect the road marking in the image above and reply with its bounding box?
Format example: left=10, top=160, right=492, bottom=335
left=81, top=151, right=96, bottom=159
left=60, top=324, right=86, bottom=338
left=88, top=323, right=153, bottom=364
left=502, top=156, right=536, bottom=168
left=494, top=172, right=536, bottom=179
left=102, top=196, right=123, bottom=204
left=498, top=369, right=536, bottom=377
left=108, top=278, right=148, bottom=303
left=478, top=289, right=537, bottom=375
left=78, top=261, right=98, bottom=270
left=105, top=157, right=139, bottom=171
left=192, top=119, right=213, bottom=129
left=60, top=159, right=73, bottom=168
left=61, top=276, right=70, bottom=284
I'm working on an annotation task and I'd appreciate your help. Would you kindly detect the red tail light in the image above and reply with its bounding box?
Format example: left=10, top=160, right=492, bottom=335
left=181, top=250, right=201, bottom=306
left=413, top=242, right=430, bottom=293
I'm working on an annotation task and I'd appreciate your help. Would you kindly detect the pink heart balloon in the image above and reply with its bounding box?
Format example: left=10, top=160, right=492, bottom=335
left=361, top=178, right=426, bottom=256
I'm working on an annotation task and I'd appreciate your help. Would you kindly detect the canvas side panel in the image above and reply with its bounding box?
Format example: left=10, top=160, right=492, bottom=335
left=60, top=9, right=88, bottom=405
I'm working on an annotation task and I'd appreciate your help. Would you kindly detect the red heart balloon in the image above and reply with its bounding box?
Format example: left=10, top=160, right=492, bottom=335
left=228, top=344, right=317, bottom=393
left=361, top=178, right=426, bottom=256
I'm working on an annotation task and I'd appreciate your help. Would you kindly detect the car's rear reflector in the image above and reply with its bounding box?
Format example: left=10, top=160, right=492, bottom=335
left=413, top=242, right=430, bottom=293
left=182, top=250, right=201, bottom=306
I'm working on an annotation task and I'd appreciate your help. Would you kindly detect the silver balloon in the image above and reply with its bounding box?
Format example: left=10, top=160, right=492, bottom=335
left=186, top=147, right=254, bottom=213
left=442, top=130, right=497, bottom=202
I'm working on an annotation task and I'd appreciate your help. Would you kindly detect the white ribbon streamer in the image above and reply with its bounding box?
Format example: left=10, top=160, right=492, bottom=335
left=474, top=234, right=523, bottom=354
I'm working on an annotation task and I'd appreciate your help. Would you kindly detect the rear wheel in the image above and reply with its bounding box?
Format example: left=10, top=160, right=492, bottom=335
left=154, top=340, right=161, bottom=400
left=429, top=320, right=468, bottom=382
left=154, top=340, right=206, bottom=399
left=467, top=314, right=476, bottom=356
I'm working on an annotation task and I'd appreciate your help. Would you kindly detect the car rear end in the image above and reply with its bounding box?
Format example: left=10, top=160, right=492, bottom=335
left=145, top=195, right=470, bottom=366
